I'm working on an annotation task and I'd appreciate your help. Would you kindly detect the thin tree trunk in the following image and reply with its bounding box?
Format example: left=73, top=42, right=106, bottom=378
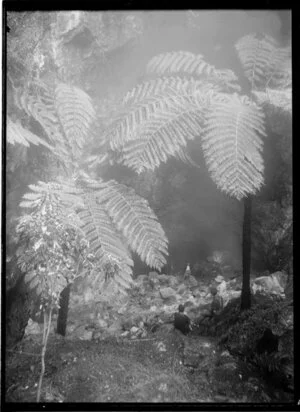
left=241, top=196, right=252, bottom=310
left=37, top=308, right=52, bottom=402
left=56, top=283, right=71, bottom=336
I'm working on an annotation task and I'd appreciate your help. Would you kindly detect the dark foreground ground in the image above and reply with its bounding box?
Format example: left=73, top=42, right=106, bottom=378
left=5, top=325, right=293, bottom=403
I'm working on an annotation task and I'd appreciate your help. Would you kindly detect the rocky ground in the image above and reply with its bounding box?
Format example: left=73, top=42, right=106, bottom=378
left=5, top=254, right=293, bottom=403
left=5, top=321, right=291, bottom=403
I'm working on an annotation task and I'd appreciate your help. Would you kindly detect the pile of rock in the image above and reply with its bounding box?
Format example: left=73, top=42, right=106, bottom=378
left=23, top=262, right=291, bottom=343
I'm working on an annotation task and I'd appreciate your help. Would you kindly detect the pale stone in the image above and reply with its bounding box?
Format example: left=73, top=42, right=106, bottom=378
left=130, top=326, right=139, bottom=333
left=160, top=287, right=176, bottom=299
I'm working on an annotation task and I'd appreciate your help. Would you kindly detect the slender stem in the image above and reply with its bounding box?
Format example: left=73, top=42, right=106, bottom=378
left=42, top=310, right=47, bottom=345
left=36, top=307, right=53, bottom=402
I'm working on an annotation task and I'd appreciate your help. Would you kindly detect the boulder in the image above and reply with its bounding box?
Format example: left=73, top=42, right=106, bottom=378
left=130, top=326, right=139, bottom=334
left=160, top=287, right=177, bottom=300
left=253, top=275, right=284, bottom=295
left=271, top=271, right=288, bottom=290
left=177, top=284, right=187, bottom=294
left=25, top=318, right=41, bottom=335
left=215, top=275, right=224, bottom=283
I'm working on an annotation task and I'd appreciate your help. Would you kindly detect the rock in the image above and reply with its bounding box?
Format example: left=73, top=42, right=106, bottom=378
left=160, top=287, right=176, bottom=299
left=215, top=275, right=224, bottom=283
left=177, top=284, right=187, bottom=294
left=130, top=326, right=139, bottom=334
left=25, top=318, right=41, bottom=335
left=96, top=319, right=108, bottom=329
left=253, top=275, right=284, bottom=295
left=150, top=305, right=157, bottom=312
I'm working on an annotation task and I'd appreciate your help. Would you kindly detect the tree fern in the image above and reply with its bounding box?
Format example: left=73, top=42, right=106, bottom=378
left=235, top=33, right=290, bottom=91
left=105, top=78, right=214, bottom=170
left=146, top=51, right=240, bottom=92
left=202, top=93, right=266, bottom=200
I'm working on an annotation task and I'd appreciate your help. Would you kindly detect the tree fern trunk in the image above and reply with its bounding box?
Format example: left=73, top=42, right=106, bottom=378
left=56, top=283, right=71, bottom=336
left=241, top=196, right=252, bottom=310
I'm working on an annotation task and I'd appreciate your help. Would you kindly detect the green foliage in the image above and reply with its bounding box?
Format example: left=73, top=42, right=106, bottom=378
left=105, top=77, right=214, bottom=172
left=106, top=49, right=271, bottom=198
left=13, top=80, right=96, bottom=165
left=18, top=173, right=169, bottom=293
left=235, top=33, right=290, bottom=91
left=146, top=51, right=240, bottom=92
left=203, top=93, right=266, bottom=200
left=103, top=33, right=291, bottom=200
left=16, top=192, right=92, bottom=310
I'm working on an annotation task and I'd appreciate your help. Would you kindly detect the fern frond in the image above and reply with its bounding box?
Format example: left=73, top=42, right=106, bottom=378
left=7, top=117, right=54, bottom=150
left=55, top=83, right=96, bottom=157
left=106, top=77, right=213, bottom=157
left=235, top=33, right=290, bottom=90
left=146, top=51, right=240, bottom=91
left=119, top=99, right=203, bottom=172
left=202, top=93, right=266, bottom=200
left=77, top=190, right=134, bottom=290
left=121, top=76, right=219, bottom=108
left=91, top=179, right=168, bottom=270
